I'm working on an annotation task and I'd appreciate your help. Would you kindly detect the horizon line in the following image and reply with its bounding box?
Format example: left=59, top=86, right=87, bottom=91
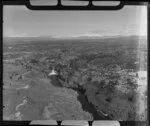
left=3, top=34, right=147, bottom=38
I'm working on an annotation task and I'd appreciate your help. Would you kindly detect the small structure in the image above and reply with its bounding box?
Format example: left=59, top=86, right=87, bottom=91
left=48, top=67, right=62, bottom=87
left=48, top=68, right=58, bottom=76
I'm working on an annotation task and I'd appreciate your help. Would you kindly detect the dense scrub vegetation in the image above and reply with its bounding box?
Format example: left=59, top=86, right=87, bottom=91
left=3, top=36, right=147, bottom=120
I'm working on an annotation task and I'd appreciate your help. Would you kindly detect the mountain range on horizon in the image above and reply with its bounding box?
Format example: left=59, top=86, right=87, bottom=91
left=3, top=32, right=147, bottom=40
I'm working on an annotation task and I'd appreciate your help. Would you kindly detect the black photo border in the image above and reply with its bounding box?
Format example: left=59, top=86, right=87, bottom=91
left=0, top=0, right=149, bottom=126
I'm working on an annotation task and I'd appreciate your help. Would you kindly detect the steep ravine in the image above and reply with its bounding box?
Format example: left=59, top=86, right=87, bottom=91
left=71, top=86, right=110, bottom=120
left=50, top=75, right=110, bottom=120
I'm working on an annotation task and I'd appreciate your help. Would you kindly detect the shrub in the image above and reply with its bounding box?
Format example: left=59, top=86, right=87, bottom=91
left=105, top=96, right=112, bottom=103
left=30, top=59, right=39, bottom=64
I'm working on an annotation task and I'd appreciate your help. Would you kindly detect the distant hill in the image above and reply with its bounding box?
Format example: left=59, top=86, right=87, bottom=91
left=3, top=35, right=147, bottom=45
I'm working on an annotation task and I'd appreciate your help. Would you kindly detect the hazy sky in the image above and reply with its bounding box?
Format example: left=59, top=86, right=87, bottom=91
left=3, top=4, right=147, bottom=37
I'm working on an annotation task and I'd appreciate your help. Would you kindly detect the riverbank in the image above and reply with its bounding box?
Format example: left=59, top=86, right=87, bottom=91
left=3, top=64, right=93, bottom=120
left=49, top=74, right=109, bottom=120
